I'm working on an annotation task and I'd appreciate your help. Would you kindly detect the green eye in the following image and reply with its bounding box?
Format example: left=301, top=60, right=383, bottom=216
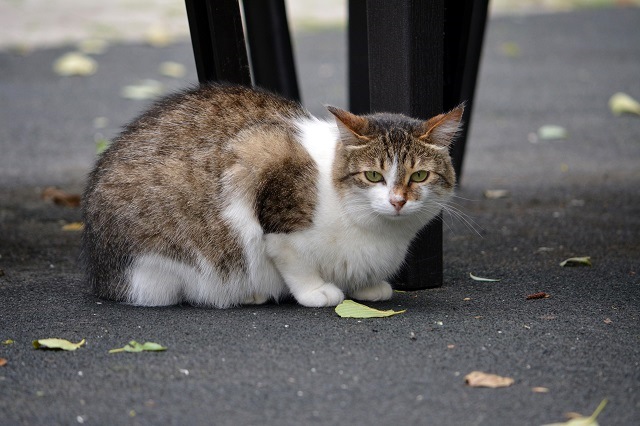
left=364, top=171, right=384, bottom=183
left=410, top=170, right=429, bottom=182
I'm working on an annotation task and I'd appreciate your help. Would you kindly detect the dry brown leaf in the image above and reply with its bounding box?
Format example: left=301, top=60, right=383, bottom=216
left=0, top=358, right=7, bottom=367
left=41, top=187, right=81, bottom=208
left=532, top=386, right=550, bottom=393
left=464, top=371, right=514, bottom=388
left=526, top=292, right=551, bottom=300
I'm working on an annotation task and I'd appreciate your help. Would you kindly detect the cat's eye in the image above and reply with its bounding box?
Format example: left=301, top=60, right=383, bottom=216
left=364, top=170, right=384, bottom=183
left=410, top=170, right=430, bottom=183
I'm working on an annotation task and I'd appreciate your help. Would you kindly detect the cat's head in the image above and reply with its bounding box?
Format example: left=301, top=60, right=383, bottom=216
left=328, top=105, right=463, bottom=226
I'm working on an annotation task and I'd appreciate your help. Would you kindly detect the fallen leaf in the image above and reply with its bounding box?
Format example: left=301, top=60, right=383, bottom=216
left=33, top=338, right=86, bottom=351
left=121, top=79, right=165, bottom=100
left=469, top=273, right=501, bottom=282
left=335, top=300, right=406, bottom=318
left=109, top=340, right=167, bottom=353
left=542, top=399, right=607, bottom=426
left=2, top=339, right=14, bottom=345
left=560, top=256, right=592, bottom=267
left=532, top=387, right=550, bottom=393
left=526, top=292, right=551, bottom=300
left=464, top=371, right=514, bottom=388
left=159, top=61, right=186, bottom=78
left=484, top=189, right=510, bottom=199
left=62, top=222, right=84, bottom=231
left=0, top=358, right=7, bottom=367
left=500, top=42, right=521, bottom=57
left=53, top=52, right=98, bottom=76
left=95, top=138, right=110, bottom=155
left=77, top=38, right=109, bottom=55
left=538, top=125, right=568, bottom=140
left=609, top=92, right=640, bottom=116
left=41, top=187, right=81, bottom=208
left=603, top=318, right=612, bottom=325
left=145, top=25, right=173, bottom=47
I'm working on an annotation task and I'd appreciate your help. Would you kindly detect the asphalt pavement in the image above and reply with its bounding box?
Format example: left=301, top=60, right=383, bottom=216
left=1, top=8, right=639, bottom=426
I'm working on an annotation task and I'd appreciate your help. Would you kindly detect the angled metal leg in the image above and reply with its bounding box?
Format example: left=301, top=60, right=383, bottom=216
left=185, top=0, right=251, bottom=84
left=243, top=0, right=300, bottom=101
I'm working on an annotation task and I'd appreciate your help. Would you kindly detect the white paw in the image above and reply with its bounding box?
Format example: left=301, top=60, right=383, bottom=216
left=350, top=281, right=394, bottom=302
left=243, top=293, right=270, bottom=305
left=295, top=283, right=345, bottom=307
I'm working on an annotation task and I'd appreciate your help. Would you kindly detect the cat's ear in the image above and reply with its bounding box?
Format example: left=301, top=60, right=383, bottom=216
left=326, top=106, right=370, bottom=145
left=419, top=103, right=465, bottom=148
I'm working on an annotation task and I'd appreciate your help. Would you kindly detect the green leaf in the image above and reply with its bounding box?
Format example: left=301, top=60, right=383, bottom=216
left=469, top=273, right=501, bottom=282
left=33, top=338, right=86, bottom=351
left=609, top=92, right=640, bottom=116
left=109, top=340, right=166, bottom=354
left=542, top=399, right=607, bottom=426
left=2, top=339, right=14, bottom=345
left=559, top=256, right=592, bottom=267
left=335, top=300, right=406, bottom=318
left=95, top=138, right=110, bottom=155
left=538, top=125, right=568, bottom=140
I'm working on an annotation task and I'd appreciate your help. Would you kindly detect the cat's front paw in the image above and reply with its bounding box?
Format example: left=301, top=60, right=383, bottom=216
left=350, top=281, right=393, bottom=302
left=295, top=283, right=344, bottom=308
left=242, top=293, right=270, bottom=305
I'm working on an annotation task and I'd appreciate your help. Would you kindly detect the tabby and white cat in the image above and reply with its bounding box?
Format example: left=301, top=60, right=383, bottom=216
left=82, top=84, right=462, bottom=308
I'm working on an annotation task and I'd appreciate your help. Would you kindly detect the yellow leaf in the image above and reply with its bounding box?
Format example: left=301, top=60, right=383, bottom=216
left=121, top=79, right=165, bottom=100
left=53, top=52, right=97, bottom=77
left=33, top=338, right=86, bottom=351
left=62, top=222, right=84, bottom=231
left=159, top=61, right=186, bottom=78
left=464, top=371, right=514, bottom=388
left=559, top=256, right=592, bottom=267
left=335, top=300, right=406, bottom=318
left=609, top=92, right=640, bottom=116
left=542, top=399, right=607, bottom=426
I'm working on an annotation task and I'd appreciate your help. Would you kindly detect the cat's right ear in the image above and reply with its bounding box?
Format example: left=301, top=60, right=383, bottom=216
left=326, top=106, right=370, bottom=146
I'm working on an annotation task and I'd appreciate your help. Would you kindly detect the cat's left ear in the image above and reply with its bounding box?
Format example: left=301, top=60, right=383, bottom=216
left=418, top=103, right=465, bottom=148
left=327, top=106, right=370, bottom=145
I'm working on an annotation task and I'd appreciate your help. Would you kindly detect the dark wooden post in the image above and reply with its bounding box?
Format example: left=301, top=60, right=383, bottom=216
left=366, top=0, right=445, bottom=289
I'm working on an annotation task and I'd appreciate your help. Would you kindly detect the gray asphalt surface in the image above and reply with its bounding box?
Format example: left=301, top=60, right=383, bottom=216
left=1, top=8, right=639, bottom=426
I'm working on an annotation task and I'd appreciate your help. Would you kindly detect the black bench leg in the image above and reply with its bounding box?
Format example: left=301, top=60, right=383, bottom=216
left=243, top=0, right=300, bottom=102
left=365, top=0, right=445, bottom=290
left=185, top=0, right=251, bottom=84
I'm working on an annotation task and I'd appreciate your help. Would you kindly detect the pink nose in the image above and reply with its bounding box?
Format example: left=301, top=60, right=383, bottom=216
left=390, top=199, right=406, bottom=212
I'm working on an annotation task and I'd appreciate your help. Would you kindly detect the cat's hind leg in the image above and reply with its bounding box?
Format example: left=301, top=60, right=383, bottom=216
left=127, top=254, right=185, bottom=306
left=349, top=281, right=394, bottom=302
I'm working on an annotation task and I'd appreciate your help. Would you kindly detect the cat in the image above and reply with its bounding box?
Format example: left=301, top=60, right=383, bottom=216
left=82, top=83, right=463, bottom=308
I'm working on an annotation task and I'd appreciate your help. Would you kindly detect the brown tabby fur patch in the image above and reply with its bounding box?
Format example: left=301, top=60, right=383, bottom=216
left=82, top=84, right=314, bottom=301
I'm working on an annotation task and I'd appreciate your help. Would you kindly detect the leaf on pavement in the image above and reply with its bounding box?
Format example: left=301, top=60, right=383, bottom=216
left=469, top=273, right=501, bottom=282
left=53, top=52, right=98, bottom=76
left=0, top=358, right=7, bottom=367
left=109, top=341, right=167, bottom=354
left=335, top=300, right=406, bottom=318
left=62, top=222, right=84, bottom=231
left=120, top=79, right=165, bottom=100
left=609, top=92, right=640, bottom=116
left=159, top=61, right=186, bottom=78
left=41, top=187, right=81, bottom=208
left=33, top=338, right=86, bottom=351
left=559, top=256, right=592, bottom=267
left=464, top=371, right=514, bottom=388
left=542, top=399, right=607, bottom=426
left=538, top=125, right=568, bottom=140
left=484, top=189, right=510, bottom=199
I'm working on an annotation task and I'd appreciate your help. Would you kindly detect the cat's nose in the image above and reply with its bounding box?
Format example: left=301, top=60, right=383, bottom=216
left=390, top=199, right=406, bottom=212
